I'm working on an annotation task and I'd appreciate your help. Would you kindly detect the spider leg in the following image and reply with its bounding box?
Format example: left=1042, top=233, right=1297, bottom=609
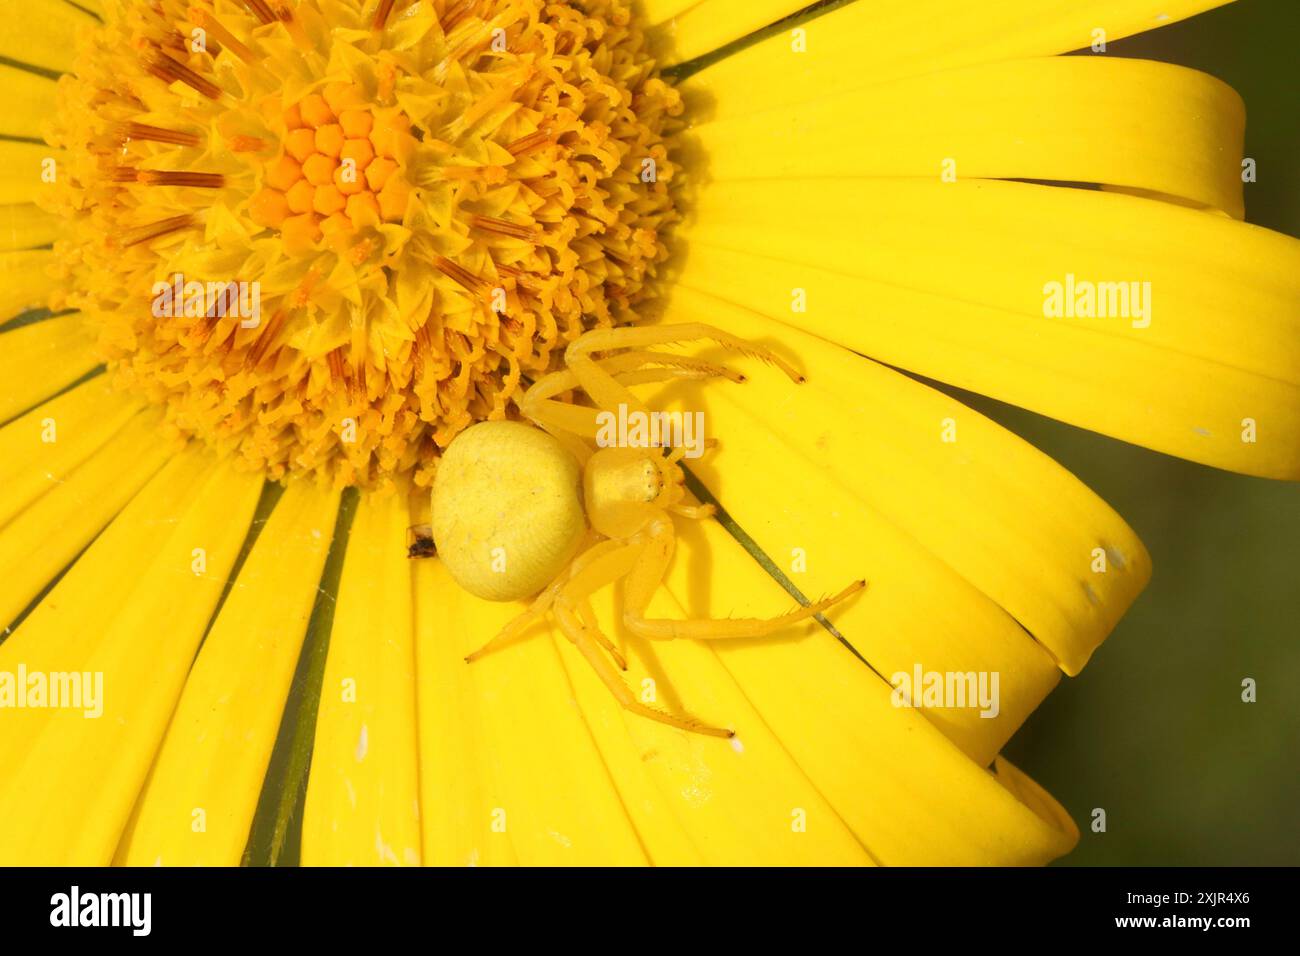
left=576, top=599, right=627, bottom=671
left=488, top=534, right=726, bottom=735
left=622, top=517, right=865, bottom=641
left=664, top=437, right=718, bottom=466
left=462, top=577, right=562, bottom=664
left=558, top=323, right=798, bottom=444
left=611, top=366, right=740, bottom=388
left=546, top=541, right=646, bottom=671
left=524, top=378, right=716, bottom=441
left=553, top=600, right=733, bottom=738
left=562, top=350, right=654, bottom=423
left=463, top=534, right=640, bottom=668
left=525, top=351, right=743, bottom=412
left=669, top=501, right=715, bottom=520
left=519, top=353, right=739, bottom=444
left=521, top=398, right=606, bottom=453
left=463, top=533, right=609, bottom=663
left=627, top=579, right=866, bottom=641
left=566, top=322, right=804, bottom=387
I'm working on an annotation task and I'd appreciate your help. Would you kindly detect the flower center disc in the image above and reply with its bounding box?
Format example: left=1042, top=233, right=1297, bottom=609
left=41, top=0, right=681, bottom=489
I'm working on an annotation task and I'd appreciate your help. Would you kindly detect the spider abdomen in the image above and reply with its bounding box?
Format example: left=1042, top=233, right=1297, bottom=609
left=431, top=420, right=587, bottom=602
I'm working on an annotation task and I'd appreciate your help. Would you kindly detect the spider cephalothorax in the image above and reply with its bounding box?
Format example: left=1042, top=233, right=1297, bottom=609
left=428, top=323, right=865, bottom=736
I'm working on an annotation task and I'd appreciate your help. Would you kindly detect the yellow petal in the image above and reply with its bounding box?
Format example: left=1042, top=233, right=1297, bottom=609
left=0, top=249, right=56, bottom=318
left=674, top=178, right=1300, bottom=481
left=0, top=447, right=212, bottom=772
left=638, top=0, right=699, bottom=23
left=301, top=491, right=422, bottom=866
left=643, top=325, right=1058, bottom=758
left=419, top=476, right=1071, bottom=862
left=418, top=559, right=649, bottom=865
left=0, top=449, right=262, bottom=864
left=0, top=409, right=169, bottom=628
left=554, top=582, right=877, bottom=864
left=413, top=555, right=519, bottom=866
left=0, top=313, right=101, bottom=423
left=684, top=57, right=1245, bottom=217
left=654, top=286, right=1150, bottom=679
left=666, top=518, right=1078, bottom=864
left=0, top=63, right=57, bottom=139
left=650, top=0, right=810, bottom=66
left=679, top=0, right=1233, bottom=116
left=0, top=143, right=63, bottom=208
left=0, top=204, right=60, bottom=253
left=0, top=376, right=140, bottom=528
left=0, top=0, right=94, bottom=74
left=419, top=511, right=1076, bottom=863
left=116, top=480, right=340, bottom=865
left=420, top=547, right=876, bottom=864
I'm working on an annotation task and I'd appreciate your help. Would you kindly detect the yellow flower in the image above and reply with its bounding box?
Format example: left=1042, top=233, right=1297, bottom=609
left=0, top=0, right=1295, bottom=866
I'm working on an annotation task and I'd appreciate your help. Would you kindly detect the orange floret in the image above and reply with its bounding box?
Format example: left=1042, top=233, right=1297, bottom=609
left=265, top=154, right=302, bottom=191
left=248, top=188, right=291, bottom=228
left=364, top=156, right=398, bottom=192
left=299, top=93, right=335, bottom=128
left=340, top=138, right=375, bottom=171
left=345, top=191, right=381, bottom=228
left=336, top=141, right=373, bottom=195
left=334, top=167, right=363, bottom=196
left=314, top=123, right=345, bottom=158
left=285, top=128, right=317, bottom=163
left=302, top=153, right=337, bottom=186
left=313, top=184, right=347, bottom=216
left=377, top=176, right=411, bottom=222
left=338, top=109, right=373, bottom=138
left=285, top=179, right=316, bottom=214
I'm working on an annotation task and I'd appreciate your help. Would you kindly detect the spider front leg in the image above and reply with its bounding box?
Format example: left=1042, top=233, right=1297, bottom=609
left=621, top=517, right=866, bottom=641
left=662, top=442, right=717, bottom=520
left=518, top=351, right=742, bottom=451
left=668, top=501, right=716, bottom=520
left=563, top=322, right=804, bottom=421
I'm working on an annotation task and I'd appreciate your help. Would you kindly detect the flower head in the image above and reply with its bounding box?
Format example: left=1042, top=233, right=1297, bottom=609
left=41, top=0, right=680, bottom=487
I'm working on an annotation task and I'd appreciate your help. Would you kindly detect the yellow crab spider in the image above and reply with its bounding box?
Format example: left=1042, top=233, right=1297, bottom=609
left=429, top=323, right=865, bottom=737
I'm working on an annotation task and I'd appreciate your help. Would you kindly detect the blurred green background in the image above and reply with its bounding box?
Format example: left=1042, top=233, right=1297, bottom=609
left=969, top=0, right=1300, bottom=865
